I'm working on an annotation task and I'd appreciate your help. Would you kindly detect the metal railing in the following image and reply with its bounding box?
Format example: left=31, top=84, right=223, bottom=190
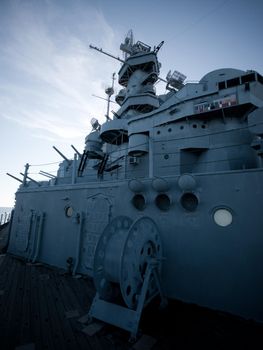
left=0, top=212, right=11, bottom=225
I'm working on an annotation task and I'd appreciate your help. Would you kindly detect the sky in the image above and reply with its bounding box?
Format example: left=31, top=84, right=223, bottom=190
left=0, top=0, right=262, bottom=207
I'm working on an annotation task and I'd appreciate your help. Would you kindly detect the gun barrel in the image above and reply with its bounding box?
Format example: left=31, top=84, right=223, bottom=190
left=71, top=145, right=81, bottom=157
left=53, top=146, right=70, bottom=163
left=20, top=173, right=40, bottom=186
left=39, top=170, right=56, bottom=179
left=6, top=173, right=23, bottom=183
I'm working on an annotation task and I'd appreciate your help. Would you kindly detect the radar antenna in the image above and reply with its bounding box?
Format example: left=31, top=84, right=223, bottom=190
left=105, top=73, right=116, bottom=120
left=90, top=117, right=101, bottom=131
left=166, top=70, right=187, bottom=90
left=154, top=40, right=164, bottom=53
left=120, top=30, right=134, bottom=59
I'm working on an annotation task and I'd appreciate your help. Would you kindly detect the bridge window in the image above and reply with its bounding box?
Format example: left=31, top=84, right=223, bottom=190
left=218, top=81, right=226, bottom=90
left=226, top=77, right=240, bottom=88
left=241, top=73, right=256, bottom=84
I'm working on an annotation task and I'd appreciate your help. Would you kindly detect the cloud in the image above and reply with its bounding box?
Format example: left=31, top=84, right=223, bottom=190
left=0, top=0, right=119, bottom=140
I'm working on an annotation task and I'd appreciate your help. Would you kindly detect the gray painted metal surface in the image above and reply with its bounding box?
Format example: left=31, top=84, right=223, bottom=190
left=7, top=33, right=263, bottom=335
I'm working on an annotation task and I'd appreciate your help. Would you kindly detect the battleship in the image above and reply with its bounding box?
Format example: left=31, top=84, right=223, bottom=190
left=5, top=31, right=263, bottom=338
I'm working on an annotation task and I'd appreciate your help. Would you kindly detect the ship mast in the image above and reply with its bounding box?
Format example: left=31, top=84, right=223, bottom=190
left=105, top=73, right=116, bottom=121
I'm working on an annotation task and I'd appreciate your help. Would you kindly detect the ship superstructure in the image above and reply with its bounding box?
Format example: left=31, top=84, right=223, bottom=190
left=7, top=32, right=263, bottom=336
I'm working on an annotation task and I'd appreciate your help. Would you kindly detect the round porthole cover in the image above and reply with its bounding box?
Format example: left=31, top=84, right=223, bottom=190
left=213, top=208, right=233, bottom=227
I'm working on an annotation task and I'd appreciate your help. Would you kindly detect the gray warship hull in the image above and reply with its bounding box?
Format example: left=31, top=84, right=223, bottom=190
left=8, top=168, right=263, bottom=322
left=7, top=34, right=263, bottom=334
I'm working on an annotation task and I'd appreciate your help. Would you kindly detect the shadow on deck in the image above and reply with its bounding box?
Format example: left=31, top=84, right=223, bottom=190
left=0, top=254, right=262, bottom=350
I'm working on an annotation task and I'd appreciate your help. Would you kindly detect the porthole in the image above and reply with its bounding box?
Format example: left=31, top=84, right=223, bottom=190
left=201, top=124, right=206, bottom=129
left=213, top=208, right=233, bottom=227
left=193, top=124, right=197, bottom=128
left=157, top=130, right=161, bottom=135
left=168, top=128, right=172, bottom=132
left=132, top=194, right=146, bottom=211
left=180, top=193, right=198, bottom=212
left=180, top=125, right=184, bottom=130
left=155, top=194, right=171, bottom=211
left=65, top=206, right=73, bottom=217
left=164, top=154, right=169, bottom=160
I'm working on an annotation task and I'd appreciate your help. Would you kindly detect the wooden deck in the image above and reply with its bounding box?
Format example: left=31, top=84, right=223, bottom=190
left=0, top=254, right=129, bottom=350
left=0, top=254, right=262, bottom=350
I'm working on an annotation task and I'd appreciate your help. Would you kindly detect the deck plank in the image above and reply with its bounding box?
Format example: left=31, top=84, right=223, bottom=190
left=61, top=275, right=109, bottom=350
left=43, top=274, right=72, bottom=350
left=0, top=256, right=21, bottom=349
left=48, top=271, right=82, bottom=350
left=37, top=271, right=56, bottom=350
left=52, top=272, right=92, bottom=350
left=30, top=264, right=42, bottom=349
left=19, top=262, right=33, bottom=347
left=68, top=275, right=94, bottom=310
left=7, top=259, right=27, bottom=348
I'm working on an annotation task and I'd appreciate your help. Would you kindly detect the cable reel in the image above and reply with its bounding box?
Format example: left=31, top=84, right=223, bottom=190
left=93, top=215, right=163, bottom=309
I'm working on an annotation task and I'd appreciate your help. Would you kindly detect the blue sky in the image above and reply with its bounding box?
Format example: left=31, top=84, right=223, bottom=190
left=0, top=0, right=262, bottom=206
